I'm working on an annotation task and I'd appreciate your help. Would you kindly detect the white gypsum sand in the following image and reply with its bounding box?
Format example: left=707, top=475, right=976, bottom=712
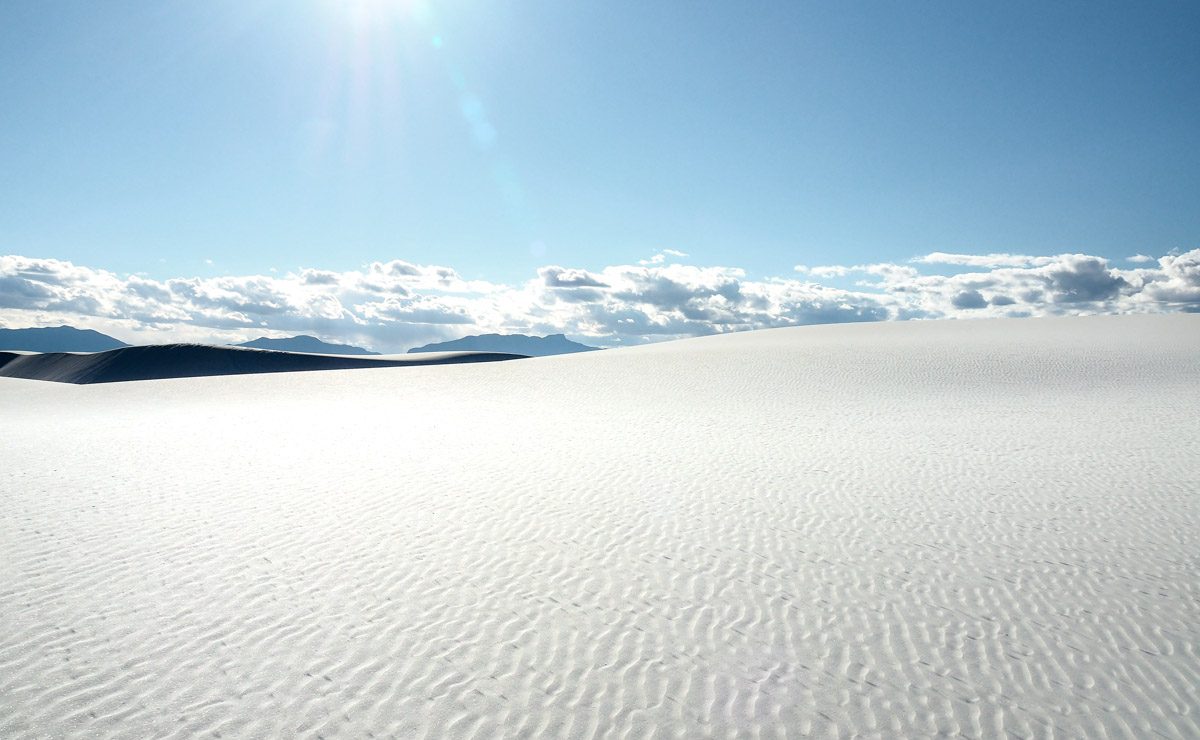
left=1, top=314, right=1197, bottom=738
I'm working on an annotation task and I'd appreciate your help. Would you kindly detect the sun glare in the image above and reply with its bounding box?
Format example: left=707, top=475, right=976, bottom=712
left=333, top=0, right=424, bottom=26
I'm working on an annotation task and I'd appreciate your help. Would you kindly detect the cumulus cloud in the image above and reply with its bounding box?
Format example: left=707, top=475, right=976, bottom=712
left=807, top=265, right=851, bottom=278
left=640, top=249, right=690, bottom=265
left=0, top=249, right=1196, bottom=352
left=300, top=269, right=340, bottom=286
left=1135, top=250, right=1200, bottom=305
left=540, top=266, right=609, bottom=288
left=1044, top=255, right=1128, bottom=302
left=951, top=290, right=988, bottom=309
left=914, top=252, right=1054, bottom=268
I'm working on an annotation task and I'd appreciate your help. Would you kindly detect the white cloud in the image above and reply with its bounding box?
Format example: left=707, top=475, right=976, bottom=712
left=1, top=249, right=1196, bottom=352
left=1136, top=250, right=1200, bottom=306
left=807, top=265, right=851, bottom=278
left=914, top=252, right=1053, bottom=268
left=640, top=249, right=690, bottom=266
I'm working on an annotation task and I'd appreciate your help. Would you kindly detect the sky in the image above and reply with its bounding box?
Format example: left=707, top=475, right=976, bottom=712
left=1, top=0, right=1197, bottom=351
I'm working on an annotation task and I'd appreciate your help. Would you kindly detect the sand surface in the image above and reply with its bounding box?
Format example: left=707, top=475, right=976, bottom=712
left=2, top=315, right=1197, bottom=738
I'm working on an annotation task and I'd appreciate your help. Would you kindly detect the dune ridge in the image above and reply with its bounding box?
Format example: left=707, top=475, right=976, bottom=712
left=0, top=343, right=524, bottom=384
left=1, top=314, right=1197, bottom=738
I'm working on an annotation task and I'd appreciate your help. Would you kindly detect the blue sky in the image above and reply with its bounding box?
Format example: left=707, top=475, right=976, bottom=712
left=3, top=0, right=1198, bottom=278
left=1, top=1, right=1197, bottom=349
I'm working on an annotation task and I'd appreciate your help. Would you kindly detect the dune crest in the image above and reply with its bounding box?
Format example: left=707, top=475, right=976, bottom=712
left=0, top=343, right=524, bottom=384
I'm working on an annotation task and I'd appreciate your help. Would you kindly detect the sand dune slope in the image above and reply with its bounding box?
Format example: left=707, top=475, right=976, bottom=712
left=1, top=314, right=1197, bottom=738
left=0, top=344, right=523, bottom=384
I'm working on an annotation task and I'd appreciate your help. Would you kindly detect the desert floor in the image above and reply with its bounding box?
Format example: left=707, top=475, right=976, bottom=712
left=2, top=314, right=1197, bottom=738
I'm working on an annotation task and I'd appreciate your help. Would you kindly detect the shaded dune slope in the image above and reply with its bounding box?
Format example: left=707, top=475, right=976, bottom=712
left=0, top=343, right=524, bottom=384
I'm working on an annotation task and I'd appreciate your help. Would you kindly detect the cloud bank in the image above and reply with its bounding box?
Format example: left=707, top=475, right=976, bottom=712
left=1, top=249, right=1196, bottom=352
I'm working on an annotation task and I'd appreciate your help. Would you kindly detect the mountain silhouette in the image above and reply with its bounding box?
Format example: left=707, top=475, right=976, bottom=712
left=0, top=325, right=128, bottom=353
left=408, top=333, right=599, bottom=357
left=236, top=335, right=379, bottom=355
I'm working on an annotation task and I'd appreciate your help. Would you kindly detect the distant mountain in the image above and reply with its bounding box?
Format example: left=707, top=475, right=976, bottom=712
left=0, top=326, right=128, bottom=353
left=408, top=333, right=600, bottom=357
left=237, top=335, right=379, bottom=355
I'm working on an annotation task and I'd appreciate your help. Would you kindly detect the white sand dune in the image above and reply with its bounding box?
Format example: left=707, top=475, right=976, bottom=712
left=0, top=344, right=523, bottom=384
left=1, top=314, right=1197, bottom=738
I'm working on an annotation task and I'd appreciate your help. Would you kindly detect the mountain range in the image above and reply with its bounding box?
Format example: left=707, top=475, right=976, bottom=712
left=407, top=333, right=599, bottom=356
left=0, top=326, right=128, bottom=352
left=1, top=326, right=599, bottom=358
left=236, top=335, right=380, bottom=355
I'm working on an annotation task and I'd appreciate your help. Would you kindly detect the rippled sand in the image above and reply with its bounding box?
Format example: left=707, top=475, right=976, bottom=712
left=2, top=314, right=1197, bottom=738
